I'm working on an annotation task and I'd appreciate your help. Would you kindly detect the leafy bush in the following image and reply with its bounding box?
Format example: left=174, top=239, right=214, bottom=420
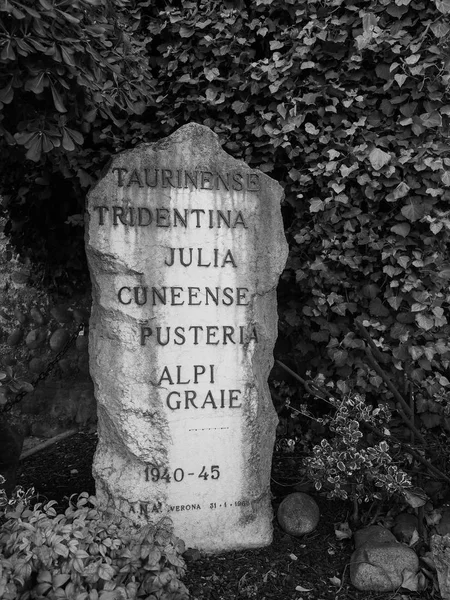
left=0, top=300, right=89, bottom=407
left=303, top=393, right=412, bottom=503
left=3, top=0, right=450, bottom=409
left=0, top=0, right=154, bottom=284
left=2, top=0, right=450, bottom=503
left=0, top=492, right=189, bottom=600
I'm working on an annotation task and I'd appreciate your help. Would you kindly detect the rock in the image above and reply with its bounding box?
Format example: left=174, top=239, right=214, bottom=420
left=49, top=328, right=70, bottom=352
left=393, top=513, right=419, bottom=543
left=354, top=525, right=396, bottom=548
left=183, top=548, right=201, bottom=563
left=0, top=418, right=24, bottom=495
left=87, top=123, right=288, bottom=552
left=277, top=492, right=320, bottom=536
left=25, top=328, right=47, bottom=349
left=7, top=327, right=23, bottom=346
left=431, top=534, right=450, bottom=599
left=350, top=525, right=419, bottom=592
left=30, top=307, right=46, bottom=325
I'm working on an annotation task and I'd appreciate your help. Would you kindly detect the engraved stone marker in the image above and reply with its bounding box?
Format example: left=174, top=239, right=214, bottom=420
left=86, top=123, right=288, bottom=552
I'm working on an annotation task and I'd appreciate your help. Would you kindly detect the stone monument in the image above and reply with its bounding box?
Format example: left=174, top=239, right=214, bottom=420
left=85, top=123, right=288, bottom=552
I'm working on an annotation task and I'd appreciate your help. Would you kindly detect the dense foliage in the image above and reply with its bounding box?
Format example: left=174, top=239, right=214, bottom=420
left=2, top=0, right=450, bottom=491
left=0, top=0, right=154, bottom=281
left=0, top=490, right=189, bottom=599
left=139, top=0, right=450, bottom=436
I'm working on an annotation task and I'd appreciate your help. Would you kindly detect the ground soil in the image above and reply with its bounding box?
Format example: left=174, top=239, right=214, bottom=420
left=16, top=430, right=430, bottom=600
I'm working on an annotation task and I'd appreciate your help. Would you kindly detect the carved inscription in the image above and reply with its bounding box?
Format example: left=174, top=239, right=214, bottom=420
left=111, top=167, right=260, bottom=191
left=111, top=497, right=252, bottom=517
left=93, top=167, right=260, bottom=421
left=88, top=124, right=286, bottom=551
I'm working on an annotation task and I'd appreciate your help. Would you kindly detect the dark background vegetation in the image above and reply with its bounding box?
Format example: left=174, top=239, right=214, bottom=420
left=2, top=0, right=450, bottom=509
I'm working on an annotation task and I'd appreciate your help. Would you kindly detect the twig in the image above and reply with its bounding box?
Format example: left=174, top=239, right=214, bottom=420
left=395, top=406, right=425, bottom=445
left=275, top=359, right=447, bottom=485
left=356, top=320, right=389, bottom=364
left=363, top=347, right=413, bottom=417
left=275, top=360, right=335, bottom=405
left=20, top=429, right=79, bottom=460
left=364, top=421, right=450, bottom=485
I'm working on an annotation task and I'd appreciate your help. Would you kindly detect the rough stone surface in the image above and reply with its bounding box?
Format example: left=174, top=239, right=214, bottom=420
left=350, top=526, right=419, bottom=592
left=431, top=534, right=450, bottom=599
left=277, top=493, right=320, bottom=536
left=86, top=123, right=288, bottom=552
left=354, top=525, right=397, bottom=548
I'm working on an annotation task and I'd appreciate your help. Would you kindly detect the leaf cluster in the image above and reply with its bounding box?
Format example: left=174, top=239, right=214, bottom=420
left=0, top=0, right=154, bottom=281
left=0, top=492, right=189, bottom=600
left=303, top=393, right=412, bottom=503
left=0, top=300, right=89, bottom=407
left=2, top=0, right=450, bottom=435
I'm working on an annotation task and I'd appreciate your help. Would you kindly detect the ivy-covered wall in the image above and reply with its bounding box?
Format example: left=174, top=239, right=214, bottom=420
left=1, top=0, right=450, bottom=429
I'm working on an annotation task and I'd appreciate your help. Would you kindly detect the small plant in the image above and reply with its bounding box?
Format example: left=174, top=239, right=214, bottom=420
left=0, top=491, right=190, bottom=600
left=0, top=475, right=34, bottom=519
left=303, top=393, right=412, bottom=505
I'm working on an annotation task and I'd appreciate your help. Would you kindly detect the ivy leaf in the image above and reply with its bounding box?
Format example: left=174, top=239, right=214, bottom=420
left=390, top=223, right=410, bottom=237
left=231, top=100, right=247, bottom=114
left=369, top=298, right=390, bottom=317
left=420, top=112, right=442, bottom=128
left=401, top=201, right=426, bottom=222
left=310, top=199, right=324, bottom=212
left=436, top=0, right=450, bottom=14
left=430, top=221, right=444, bottom=234
left=387, top=297, right=402, bottom=310
left=390, top=322, right=409, bottom=339
left=415, top=313, right=434, bottom=331
left=386, top=181, right=410, bottom=201
left=329, top=348, right=348, bottom=367
left=431, top=20, right=450, bottom=37
left=441, top=171, right=450, bottom=186
left=394, top=73, right=408, bottom=87
left=369, top=147, right=391, bottom=170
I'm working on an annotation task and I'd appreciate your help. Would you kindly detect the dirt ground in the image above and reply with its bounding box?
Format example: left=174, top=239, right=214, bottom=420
left=15, top=430, right=431, bottom=600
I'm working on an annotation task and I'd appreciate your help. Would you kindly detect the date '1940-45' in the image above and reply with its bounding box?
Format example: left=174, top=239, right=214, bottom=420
left=145, top=465, right=220, bottom=483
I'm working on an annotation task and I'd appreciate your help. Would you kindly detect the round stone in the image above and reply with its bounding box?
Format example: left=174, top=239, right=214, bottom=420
left=277, top=492, right=320, bottom=536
